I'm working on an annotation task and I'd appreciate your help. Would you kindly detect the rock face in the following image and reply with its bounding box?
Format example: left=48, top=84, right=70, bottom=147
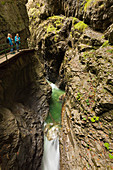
left=27, top=0, right=113, bottom=32
left=61, top=0, right=113, bottom=31
left=27, top=2, right=113, bottom=168
left=27, top=0, right=113, bottom=79
left=26, top=0, right=113, bottom=169
left=59, top=30, right=113, bottom=169
left=105, top=23, right=113, bottom=44
left=0, top=0, right=29, bottom=48
left=0, top=51, right=51, bottom=169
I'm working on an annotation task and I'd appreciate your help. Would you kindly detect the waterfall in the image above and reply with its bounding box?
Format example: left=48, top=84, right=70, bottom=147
left=41, top=81, right=64, bottom=170
left=41, top=136, right=60, bottom=170
left=48, top=81, right=58, bottom=90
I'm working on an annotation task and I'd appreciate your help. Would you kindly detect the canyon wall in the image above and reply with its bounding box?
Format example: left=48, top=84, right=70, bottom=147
left=27, top=0, right=113, bottom=47
left=27, top=0, right=113, bottom=169
left=0, top=51, right=51, bottom=169
left=0, top=1, right=53, bottom=169
left=0, top=0, right=29, bottom=48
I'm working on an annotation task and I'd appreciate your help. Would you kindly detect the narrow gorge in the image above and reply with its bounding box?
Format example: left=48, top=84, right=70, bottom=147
left=0, top=0, right=113, bottom=169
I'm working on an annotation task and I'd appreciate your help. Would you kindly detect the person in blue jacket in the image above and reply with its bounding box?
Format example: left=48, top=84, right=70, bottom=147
left=7, top=33, right=14, bottom=53
left=15, top=33, right=20, bottom=52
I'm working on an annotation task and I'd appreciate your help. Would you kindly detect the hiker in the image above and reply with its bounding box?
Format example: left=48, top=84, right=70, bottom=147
left=15, top=33, right=20, bottom=52
left=7, top=33, right=14, bottom=53
left=10, top=34, right=15, bottom=51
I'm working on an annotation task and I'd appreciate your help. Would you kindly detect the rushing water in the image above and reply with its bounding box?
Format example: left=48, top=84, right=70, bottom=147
left=46, top=82, right=65, bottom=123
left=41, top=136, right=60, bottom=170
left=41, top=82, right=65, bottom=170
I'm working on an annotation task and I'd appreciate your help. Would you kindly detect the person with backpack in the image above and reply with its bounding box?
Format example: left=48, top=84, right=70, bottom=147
left=7, top=33, right=14, bottom=54
left=15, top=33, right=20, bottom=52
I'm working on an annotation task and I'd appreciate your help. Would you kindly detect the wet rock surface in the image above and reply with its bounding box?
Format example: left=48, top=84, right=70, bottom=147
left=0, top=51, right=51, bottom=169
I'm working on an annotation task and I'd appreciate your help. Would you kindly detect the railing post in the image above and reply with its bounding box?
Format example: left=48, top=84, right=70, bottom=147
left=4, top=48, right=7, bottom=60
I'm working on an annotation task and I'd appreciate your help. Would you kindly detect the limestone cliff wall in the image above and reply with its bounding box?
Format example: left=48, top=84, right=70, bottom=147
left=27, top=0, right=113, bottom=46
left=60, top=35, right=113, bottom=169
left=0, top=51, right=51, bottom=169
left=60, top=0, right=113, bottom=31
left=0, top=0, right=29, bottom=48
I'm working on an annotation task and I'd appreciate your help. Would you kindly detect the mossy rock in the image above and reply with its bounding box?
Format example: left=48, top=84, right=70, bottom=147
left=48, top=15, right=65, bottom=20
left=74, top=21, right=88, bottom=32
left=47, top=24, right=56, bottom=33
left=1, top=1, right=6, bottom=5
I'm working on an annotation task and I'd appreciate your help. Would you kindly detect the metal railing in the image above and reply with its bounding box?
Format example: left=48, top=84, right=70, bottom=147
left=0, top=43, right=24, bottom=60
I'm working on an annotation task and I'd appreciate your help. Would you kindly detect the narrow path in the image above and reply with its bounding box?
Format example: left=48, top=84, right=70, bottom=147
left=0, top=49, right=35, bottom=64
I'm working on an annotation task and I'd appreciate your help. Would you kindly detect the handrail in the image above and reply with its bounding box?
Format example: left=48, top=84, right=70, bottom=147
left=0, top=42, right=35, bottom=62
left=0, top=43, right=24, bottom=60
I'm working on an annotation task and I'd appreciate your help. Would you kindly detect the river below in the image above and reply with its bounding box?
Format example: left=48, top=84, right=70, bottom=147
left=41, top=82, right=65, bottom=170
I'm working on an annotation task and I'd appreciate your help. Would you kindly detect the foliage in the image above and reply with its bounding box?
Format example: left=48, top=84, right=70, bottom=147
left=83, top=117, right=86, bottom=120
left=106, top=49, right=113, bottom=53
left=91, top=116, right=99, bottom=123
left=104, top=143, right=109, bottom=150
left=109, top=153, right=113, bottom=159
left=86, top=99, right=90, bottom=106
left=54, top=20, right=62, bottom=27
left=102, top=40, right=109, bottom=47
left=84, top=0, right=101, bottom=11
left=72, top=17, right=77, bottom=24
left=1, top=1, right=6, bottom=5
left=84, top=0, right=93, bottom=11
left=48, top=15, right=64, bottom=20
left=76, top=92, right=81, bottom=101
left=54, top=35, right=59, bottom=42
left=37, top=3, right=40, bottom=7
left=74, top=21, right=88, bottom=31
left=47, top=24, right=56, bottom=33
left=46, top=15, right=65, bottom=34
left=91, top=117, right=95, bottom=122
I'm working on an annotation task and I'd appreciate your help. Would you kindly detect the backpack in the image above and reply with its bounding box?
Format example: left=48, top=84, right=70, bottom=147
left=7, top=38, right=9, bottom=43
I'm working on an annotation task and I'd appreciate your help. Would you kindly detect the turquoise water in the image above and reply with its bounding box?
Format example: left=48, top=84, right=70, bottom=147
left=46, top=83, right=65, bottom=123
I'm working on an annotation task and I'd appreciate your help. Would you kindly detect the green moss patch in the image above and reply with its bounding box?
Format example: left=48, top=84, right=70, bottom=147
left=48, top=15, right=65, bottom=20
left=84, top=0, right=103, bottom=11
left=47, top=24, right=56, bottom=33
left=104, top=143, right=109, bottom=150
left=37, top=3, right=40, bottom=7
left=102, top=40, right=109, bottom=47
left=74, top=21, right=88, bottom=32
left=84, top=0, right=93, bottom=11
left=1, top=1, right=6, bottom=5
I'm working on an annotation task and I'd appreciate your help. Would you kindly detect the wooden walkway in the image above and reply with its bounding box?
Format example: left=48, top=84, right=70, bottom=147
left=0, top=49, right=35, bottom=65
